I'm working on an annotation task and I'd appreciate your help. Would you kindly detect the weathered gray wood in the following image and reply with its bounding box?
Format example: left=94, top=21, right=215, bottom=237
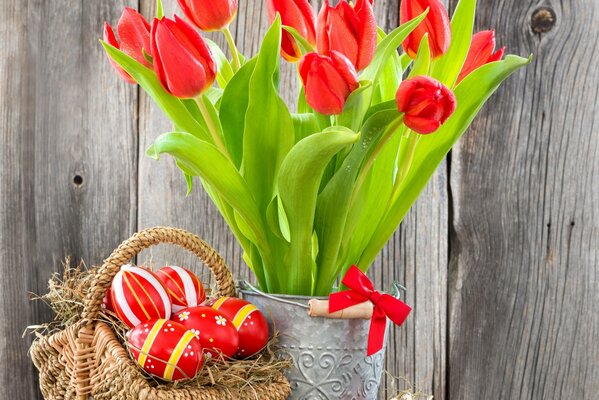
left=5, top=0, right=596, bottom=399
left=448, top=0, right=599, bottom=398
left=0, top=1, right=138, bottom=399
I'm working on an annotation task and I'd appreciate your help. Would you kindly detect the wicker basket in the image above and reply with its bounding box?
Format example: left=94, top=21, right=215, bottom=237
left=30, top=227, right=291, bottom=400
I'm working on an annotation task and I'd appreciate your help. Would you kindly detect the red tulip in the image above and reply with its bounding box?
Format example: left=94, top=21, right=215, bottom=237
left=178, top=0, right=238, bottom=31
left=150, top=15, right=217, bottom=98
left=316, top=0, right=377, bottom=71
left=103, top=8, right=151, bottom=84
left=299, top=51, right=359, bottom=115
left=267, top=0, right=317, bottom=62
left=400, top=0, right=451, bottom=59
left=457, top=31, right=505, bottom=83
left=395, top=76, right=456, bottom=134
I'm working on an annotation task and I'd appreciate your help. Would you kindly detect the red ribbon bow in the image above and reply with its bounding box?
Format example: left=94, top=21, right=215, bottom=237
left=329, top=265, right=412, bottom=356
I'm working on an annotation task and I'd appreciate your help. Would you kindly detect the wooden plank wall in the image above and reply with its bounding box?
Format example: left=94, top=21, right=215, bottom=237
left=0, top=0, right=596, bottom=399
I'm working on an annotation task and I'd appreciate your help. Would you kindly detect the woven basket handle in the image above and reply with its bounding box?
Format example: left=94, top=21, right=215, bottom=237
left=80, top=226, right=236, bottom=322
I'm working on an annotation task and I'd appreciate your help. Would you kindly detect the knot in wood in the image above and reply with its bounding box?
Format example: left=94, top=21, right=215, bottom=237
left=531, top=7, right=556, bottom=33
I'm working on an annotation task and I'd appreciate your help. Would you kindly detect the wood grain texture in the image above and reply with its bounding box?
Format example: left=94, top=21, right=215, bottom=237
left=448, top=0, right=599, bottom=398
left=0, top=1, right=138, bottom=399
left=2, top=0, right=596, bottom=399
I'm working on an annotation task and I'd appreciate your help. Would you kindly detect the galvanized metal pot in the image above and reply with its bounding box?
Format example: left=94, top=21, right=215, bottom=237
left=239, top=281, right=388, bottom=400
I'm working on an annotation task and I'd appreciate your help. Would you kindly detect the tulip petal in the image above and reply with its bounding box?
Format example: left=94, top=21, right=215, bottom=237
left=118, top=7, right=152, bottom=67
left=355, top=0, right=377, bottom=70
left=154, top=19, right=208, bottom=97
left=104, top=22, right=136, bottom=84
left=326, top=5, right=359, bottom=66
left=404, top=115, right=441, bottom=134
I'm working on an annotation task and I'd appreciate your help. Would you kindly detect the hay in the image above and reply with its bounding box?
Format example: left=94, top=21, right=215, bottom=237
left=28, top=259, right=291, bottom=391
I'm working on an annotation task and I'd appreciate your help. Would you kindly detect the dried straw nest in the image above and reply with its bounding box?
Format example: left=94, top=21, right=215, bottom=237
left=27, top=259, right=292, bottom=392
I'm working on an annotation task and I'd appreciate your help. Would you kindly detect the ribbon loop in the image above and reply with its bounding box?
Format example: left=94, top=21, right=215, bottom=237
left=328, top=265, right=412, bottom=356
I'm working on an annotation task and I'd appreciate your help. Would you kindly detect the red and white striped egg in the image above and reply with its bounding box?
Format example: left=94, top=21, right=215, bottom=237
left=156, top=265, right=206, bottom=312
left=127, top=319, right=203, bottom=381
left=173, top=306, right=239, bottom=359
left=111, top=264, right=172, bottom=328
left=208, top=297, right=270, bottom=358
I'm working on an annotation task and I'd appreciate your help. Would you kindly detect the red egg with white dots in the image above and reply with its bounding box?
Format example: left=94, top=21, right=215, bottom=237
left=207, top=297, right=270, bottom=358
left=173, top=306, right=239, bottom=360
left=156, top=266, right=206, bottom=312
left=127, top=319, right=203, bottom=381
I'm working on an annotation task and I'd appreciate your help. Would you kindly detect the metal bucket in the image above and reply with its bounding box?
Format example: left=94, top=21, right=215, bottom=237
left=239, top=281, right=389, bottom=400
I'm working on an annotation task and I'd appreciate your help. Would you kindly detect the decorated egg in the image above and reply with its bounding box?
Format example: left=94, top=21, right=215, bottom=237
left=111, top=264, right=172, bottom=328
left=208, top=297, right=269, bottom=358
left=127, top=319, right=203, bottom=381
left=156, top=265, right=206, bottom=312
left=173, top=306, right=239, bottom=359
left=102, top=288, right=114, bottom=312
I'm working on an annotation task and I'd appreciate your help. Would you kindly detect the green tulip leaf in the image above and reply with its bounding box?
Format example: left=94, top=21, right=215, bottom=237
left=243, top=15, right=294, bottom=212
left=282, top=26, right=315, bottom=56
left=292, top=113, right=325, bottom=142
left=408, top=34, right=431, bottom=78
left=358, top=55, right=531, bottom=268
left=339, top=81, right=374, bottom=132
left=313, top=110, right=401, bottom=295
left=219, top=57, right=258, bottom=168
left=278, top=126, right=360, bottom=294
left=206, top=38, right=235, bottom=89
left=101, top=41, right=210, bottom=141
left=372, top=28, right=403, bottom=105
left=360, top=9, right=428, bottom=83
left=156, top=0, right=163, bottom=18
left=266, top=195, right=291, bottom=242
left=146, top=131, right=266, bottom=250
left=430, top=0, right=476, bottom=87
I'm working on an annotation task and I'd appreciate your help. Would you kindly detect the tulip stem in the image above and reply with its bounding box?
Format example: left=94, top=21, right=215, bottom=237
left=195, top=95, right=229, bottom=159
left=389, top=131, right=420, bottom=205
left=350, top=116, right=404, bottom=207
left=223, top=26, right=241, bottom=72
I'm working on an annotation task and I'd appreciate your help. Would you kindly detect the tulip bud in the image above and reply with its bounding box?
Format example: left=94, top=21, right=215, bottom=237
left=457, top=31, right=505, bottom=83
left=299, top=51, right=359, bottom=115
left=316, top=0, right=377, bottom=71
left=267, top=0, right=317, bottom=62
left=103, top=8, right=152, bottom=84
left=177, top=0, right=238, bottom=31
left=150, top=15, right=217, bottom=98
left=395, top=76, right=456, bottom=134
left=400, top=0, right=451, bottom=59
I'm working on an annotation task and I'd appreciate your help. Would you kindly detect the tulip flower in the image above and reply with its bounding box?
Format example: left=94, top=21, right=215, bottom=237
left=150, top=15, right=217, bottom=99
left=299, top=51, right=359, bottom=115
left=103, top=8, right=152, bottom=84
left=400, top=0, right=451, bottom=59
left=395, top=76, right=456, bottom=134
left=316, top=0, right=377, bottom=71
left=457, top=31, right=505, bottom=83
left=267, top=0, right=317, bottom=62
left=177, top=0, right=238, bottom=31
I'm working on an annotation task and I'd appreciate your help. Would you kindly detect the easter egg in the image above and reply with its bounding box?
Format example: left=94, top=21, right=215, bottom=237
left=208, top=297, right=269, bottom=358
left=111, top=264, right=172, bottom=328
left=127, top=319, right=203, bottom=381
left=156, top=266, right=206, bottom=312
left=102, top=288, right=114, bottom=312
left=173, top=306, right=239, bottom=359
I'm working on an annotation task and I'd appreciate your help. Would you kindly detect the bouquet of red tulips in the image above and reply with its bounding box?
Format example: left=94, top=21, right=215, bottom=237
left=103, top=0, right=529, bottom=296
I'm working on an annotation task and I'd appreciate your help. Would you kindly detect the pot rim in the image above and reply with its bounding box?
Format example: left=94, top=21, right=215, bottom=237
left=238, top=280, right=329, bottom=308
